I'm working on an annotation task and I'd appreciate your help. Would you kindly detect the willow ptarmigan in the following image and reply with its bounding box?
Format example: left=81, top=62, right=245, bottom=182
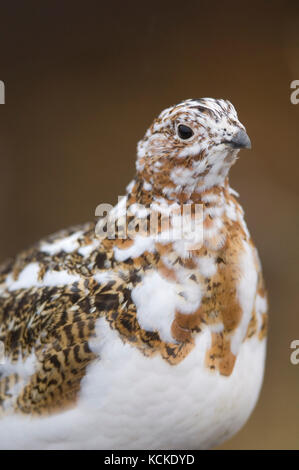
left=0, top=98, right=268, bottom=450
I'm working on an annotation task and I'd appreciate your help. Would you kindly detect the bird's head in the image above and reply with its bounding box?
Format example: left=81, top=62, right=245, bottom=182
left=136, top=98, right=251, bottom=199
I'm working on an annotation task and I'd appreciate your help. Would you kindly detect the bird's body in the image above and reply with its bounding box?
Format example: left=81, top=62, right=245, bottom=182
left=0, top=98, right=268, bottom=449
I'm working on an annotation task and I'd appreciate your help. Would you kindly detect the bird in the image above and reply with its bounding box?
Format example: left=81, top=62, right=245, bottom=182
left=0, top=98, right=268, bottom=449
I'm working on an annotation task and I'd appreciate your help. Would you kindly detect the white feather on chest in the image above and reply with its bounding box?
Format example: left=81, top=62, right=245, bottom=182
left=0, top=317, right=266, bottom=450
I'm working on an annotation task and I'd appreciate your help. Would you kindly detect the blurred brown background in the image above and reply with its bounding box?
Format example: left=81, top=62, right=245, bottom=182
left=0, top=0, right=298, bottom=449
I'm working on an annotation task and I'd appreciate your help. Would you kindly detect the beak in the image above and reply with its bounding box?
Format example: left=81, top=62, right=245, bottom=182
left=228, top=129, right=251, bottom=149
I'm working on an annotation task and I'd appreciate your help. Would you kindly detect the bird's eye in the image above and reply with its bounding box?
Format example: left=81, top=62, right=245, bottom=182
left=177, top=124, right=194, bottom=140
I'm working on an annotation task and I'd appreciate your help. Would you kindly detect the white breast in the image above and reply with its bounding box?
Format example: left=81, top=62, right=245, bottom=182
left=0, top=317, right=266, bottom=450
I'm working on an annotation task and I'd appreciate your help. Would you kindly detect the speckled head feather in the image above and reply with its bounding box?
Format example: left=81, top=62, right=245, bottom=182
left=137, top=98, right=251, bottom=198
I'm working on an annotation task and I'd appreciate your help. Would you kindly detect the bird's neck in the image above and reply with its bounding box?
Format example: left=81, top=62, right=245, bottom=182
left=126, top=176, right=230, bottom=209
left=122, top=177, right=235, bottom=253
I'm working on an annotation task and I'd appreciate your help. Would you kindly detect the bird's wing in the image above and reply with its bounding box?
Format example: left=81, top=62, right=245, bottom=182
left=0, top=222, right=106, bottom=415
left=0, top=218, right=209, bottom=416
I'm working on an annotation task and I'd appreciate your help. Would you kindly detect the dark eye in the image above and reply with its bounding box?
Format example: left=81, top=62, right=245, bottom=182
left=177, top=124, right=194, bottom=140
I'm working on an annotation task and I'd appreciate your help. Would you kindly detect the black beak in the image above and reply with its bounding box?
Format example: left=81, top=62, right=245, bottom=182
left=227, top=129, right=251, bottom=149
